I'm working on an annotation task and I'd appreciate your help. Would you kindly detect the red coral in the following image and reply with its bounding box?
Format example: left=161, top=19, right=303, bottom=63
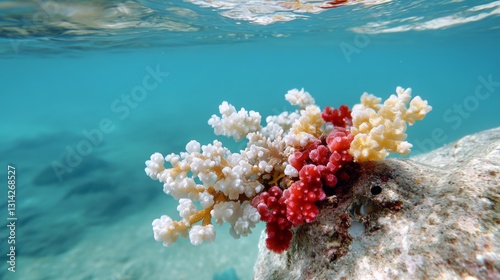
left=324, top=127, right=354, bottom=184
left=309, top=144, right=330, bottom=166
left=288, top=127, right=353, bottom=189
left=252, top=186, right=293, bottom=253
left=326, top=127, right=354, bottom=158
left=265, top=223, right=293, bottom=253
left=289, top=150, right=310, bottom=172
left=283, top=165, right=324, bottom=227
left=289, top=140, right=321, bottom=171
left=255, top=105, right=356, bottom=253
left=321, top=104, right=352, bottom=128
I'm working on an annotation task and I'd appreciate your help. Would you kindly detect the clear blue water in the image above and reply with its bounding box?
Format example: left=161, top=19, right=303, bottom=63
left=1, top=0, right=499, bottom=279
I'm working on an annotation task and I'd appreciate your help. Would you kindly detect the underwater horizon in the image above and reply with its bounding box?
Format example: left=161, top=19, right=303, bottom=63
left=1, top=0, right=499, bottom=279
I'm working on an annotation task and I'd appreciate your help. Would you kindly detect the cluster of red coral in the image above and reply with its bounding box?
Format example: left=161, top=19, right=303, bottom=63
left=253, top=104, right=355, bottom=253
left=322, top=105, right=352, bottom=128
left=251, top=186, right=292, bottom=253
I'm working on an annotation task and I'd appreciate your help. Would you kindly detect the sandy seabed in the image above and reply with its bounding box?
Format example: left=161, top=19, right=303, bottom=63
left=15, top=197, right=264, bottom=280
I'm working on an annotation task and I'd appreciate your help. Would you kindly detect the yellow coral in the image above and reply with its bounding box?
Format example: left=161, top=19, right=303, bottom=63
left=349, top=87, right=432, bottom=162
left=288, top=105, right=325, bottom=147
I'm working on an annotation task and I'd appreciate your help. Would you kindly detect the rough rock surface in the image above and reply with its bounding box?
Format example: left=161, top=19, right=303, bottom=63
left=254, top=127, right=500, bottom=279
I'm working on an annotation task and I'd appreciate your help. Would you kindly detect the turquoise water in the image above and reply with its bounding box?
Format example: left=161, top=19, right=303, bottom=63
left=1, top=0, right=499, bottom=279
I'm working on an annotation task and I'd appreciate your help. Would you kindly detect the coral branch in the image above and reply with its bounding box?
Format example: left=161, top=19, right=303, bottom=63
left=349, top=87, right=432, bottom=162
left=283, top=165, right=324, bottom=226
left=252, top=186, right=293, bottom=253
left=321, top=104, right=352, bottom=127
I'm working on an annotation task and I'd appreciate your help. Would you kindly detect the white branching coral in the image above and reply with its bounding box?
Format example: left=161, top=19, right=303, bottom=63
left=145, top=152, right=165, bottom=180
left=189, top=225, right=215, bottom=246
left=211, top=201, right=260, bottom=238
left=146, top=137, right=269, bottom=246
left=177, top=198, right=198, bottom=222
left=208, top=101, right=262, bottom=141
left=285, top=88, right=315, bottom=109
left=152, top=215, right=186, bottom=247
left=261, top=111, right=300, bottom=140
left=233, top=202, right=261, bottom=237
left=349, top=87, right=432, bottom=162
left=145, top=89, right=313, bottom=248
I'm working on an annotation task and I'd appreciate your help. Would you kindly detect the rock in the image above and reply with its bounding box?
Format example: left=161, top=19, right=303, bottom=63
left=253, top=127, right=500, bottom=279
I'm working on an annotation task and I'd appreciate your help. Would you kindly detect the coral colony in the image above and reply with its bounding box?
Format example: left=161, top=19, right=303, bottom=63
left=145, top=87, right=432, bottom=253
